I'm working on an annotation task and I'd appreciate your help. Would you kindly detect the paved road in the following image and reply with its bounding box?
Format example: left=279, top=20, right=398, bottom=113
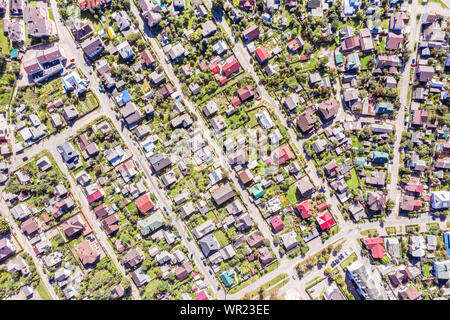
left=0, top=200, right=59, bottom=300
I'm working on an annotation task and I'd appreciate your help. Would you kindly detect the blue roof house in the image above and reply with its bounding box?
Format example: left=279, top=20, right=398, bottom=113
left=375, top=102, right=394, bottom=115
left=115, top=90, right=132, bottom=107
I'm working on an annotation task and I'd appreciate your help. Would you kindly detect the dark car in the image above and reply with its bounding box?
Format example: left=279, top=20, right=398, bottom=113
left=22, top=156, right=28, bottom=161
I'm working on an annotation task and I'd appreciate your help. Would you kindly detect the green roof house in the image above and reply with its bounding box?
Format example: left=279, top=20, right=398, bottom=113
left=249, top=184, right=264, bottom=200
left=335, top=53, right=344, bottom=65
left=220, top=270, right=236, bottom=287
left=137, top=211, right=164, bottom=236
left=433, top=260, right=450, bottom=280
left=10, top=49, right=18, bottom=59
left=375, top=102, right=394, bottom=115
left=355, top=157, right=365, bottom=167
left=371, top=151, right=389, bottom=164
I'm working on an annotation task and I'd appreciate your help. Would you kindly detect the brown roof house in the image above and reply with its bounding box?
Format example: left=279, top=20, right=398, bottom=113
left=61, top=214, right=85, bottom=238
left=75, top=239, right=100, bottom=267
left=211, top=184, right=235, bottom=206
left=317, top=99, right=339, bottom=122
left=366, top=191, right=386, bottom=214
left=122, top=247, right=144, bottom=269
left=297, top=108, right=317, bottom=133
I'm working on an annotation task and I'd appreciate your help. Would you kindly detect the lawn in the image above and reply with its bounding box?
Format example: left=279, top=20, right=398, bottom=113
left=246, top=273, right=289, bottom=299
left=28, top=0, right=37, bottom=6
left=346, top=168, right=359, bottom=189
left=286, top=183, right=300, bottom=205
left=360, top=229, right=378, bottom=236
left=422, top=263, right=431, bottom=277
left=426, top=222, right=440, bottom=232
left=386, top=226, right=397, bottom=235
left=340, top=252, right=357, bottom=270
left=360, top=55, right=372, bottom=69
left=0, top=20, right=10, bottom=54
left=36, top=280, right=52, bottom=300
left=447, top=221, right=450, bottom=228
left=214, top=230, right=230, bottom=247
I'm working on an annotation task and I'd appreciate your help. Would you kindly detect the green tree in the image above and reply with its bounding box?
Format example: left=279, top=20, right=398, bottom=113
left=0, top=217, right=10, bottom=235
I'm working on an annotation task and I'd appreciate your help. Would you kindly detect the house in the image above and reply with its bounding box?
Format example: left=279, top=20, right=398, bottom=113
left=203, top=101, right=218, bottom=118
left=270, top=216, right=284, bottom=232
left=199, top=234, right=219, bottom=258
left=117, top=41, right=135, bottom=60
left=341, top=36, right=360, bottom=52
left=281, top=231, right=298, bottom=251
left=324, top=160, right=339, bottom=177
left=180, top=202, right=196, bottom=218
left=431, top=191, right=450, bottom=209
left=237, top=85, right=255, bottom=102
left=247, top=232, right=264, bottom=248
left=62, top=105, right=79, bottom=122
left=77, top=0, right=110, bottom=11
left=10, top=0, right=23, bottom=15
left=389, top=11, right=408, bottom=32
left=81, top=36, right=104, bottom=59
left=122, top=247, right=144, bottom=269
left=130, top=268, right=150, bottom=287
left=388, top=267, right=413, bottom=287
left=242, top=25, right=260, bottom=41
left=284, top=93, right=299, bottom=113
left=348, top=202, right=366, bottom=221
left=297, top=200, right=314, bottom=219
left=201, top=20, right=216, bottom=37
left=297, top=108, right=317, bottom=133
left=365, top=171, right=386, bottom=187
left=140, top=49, right=155, bottom=67
left=287, top=37, right=304, bottom=52
left=316, top=211, right=335, bottom=230
left=222, top=57, right=240, bottom=77
left=61, top=215, right=85, bottom=238
left=363, top=237, right=384, bottom=259
left=347, top=261, right=386, bottom=300
left=386, top=32, right=403, bottom=50
left=255, top=47, right=269, bottom=64
left=0, top=238, right=15, bottom=262
left=149, top=153, right=172, bottom=173
left=150, top=71, right=166, bottom=86
left=359, top=28, right=374, bottom=52
left=416, top=65, right=434, bottom=83
left=24, top=6, right=54, bottom=38
left=221, top=270, right=235, bottom=287
left=239, top=0, right=255, bottom=11
left=400, top=195, right=422, bottom=212
left=346, top=52, right=361, bottom=71
left=268, top=145, right=294, bottom=166
left=371, top=151, right=389, bottom=164
left=375, top=102, right=393, bottom=115
left=71, top=19, right=94, bottom=41
left=433, top=260, right=450, bottom=280
left=102, top=214, right=119, bottom=235
left=398, top=287, right=421, bottom=300
left=20, top=218, right=39, bottom=236
left=296, top=176, right=315, bottom=197
left=42, top=251, right=62, bottom=268
left=318, top=99, right=339, bottom=121
left=135, top=194, right=154, bottom=213
left=311, top=139, right=328, bottom=153
left=137, top=211, right=164, bottom=236
left=211, top=184, right=235, bottom=206
left=386, top=238, right=400, bottom=258
left=11, top=203, right=31, bottom=220
left=236, top=214, right=253, bottom=232
left=366, top=191, right=386, bottom=213
left=93, top=203, right=109, bottom=219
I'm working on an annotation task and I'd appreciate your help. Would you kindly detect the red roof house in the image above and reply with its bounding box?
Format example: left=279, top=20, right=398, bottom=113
left=317, top=202, right=328, bottom=212
left=237, top=85, right=255, bottom=101
left=222, top=57, right=240, bottom=77
left=363, top=237, right=385, bottom=259
left=270, top=216, right=284, bottom=232
left=195, top=290, right=209, bottom=300
left=297, top=200, right=313, bottom=219
left=135, top=194, right=154, bottom=213
left=404, top=184, right=424, bottom=194
left=219, top=76, right=228, bottom=85
left=255, top=47, right=269, bottom=64
left=271, top=146, right=294, bottom=165
left=210, top=63, right=220, bottom=74
left=231, top=97, right=242, bottom=106
left=87, top=189, right=104, bottom=204
left=316, top=211, right=335, bottom=230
